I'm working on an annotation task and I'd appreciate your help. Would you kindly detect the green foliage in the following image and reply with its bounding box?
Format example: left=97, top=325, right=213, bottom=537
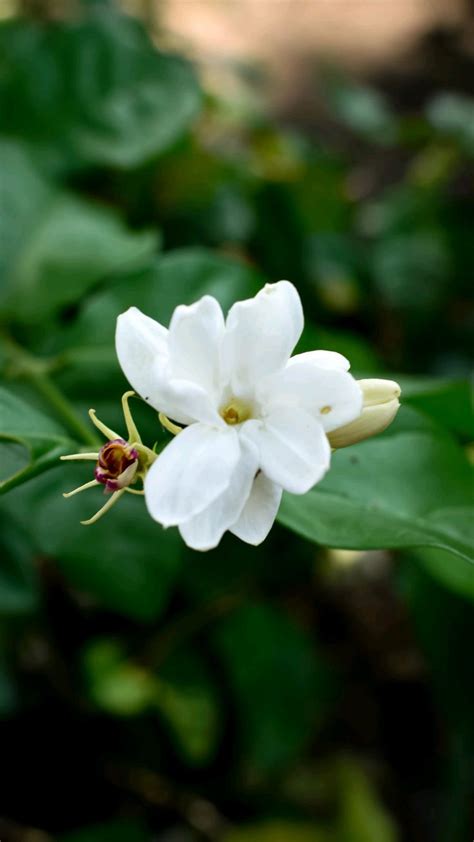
left=214, top=602, right=337, bottom=774
left=0, top=386, right=72, bottom=493
left=153, top=647, right=221, bottom=765
left=0, top=142, right=157, bottom=326
left=1, top=469, right=183, bottom=620
left=279, top=408, right=474, bottom=564
left=0, top=6, right=201, bottom=170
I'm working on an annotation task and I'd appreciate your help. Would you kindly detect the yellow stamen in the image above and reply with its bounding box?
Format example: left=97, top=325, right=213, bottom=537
left=80, top=489, right=126, bottom=526
left=320, top=405, right=332, bottom=415
left=63, top=479, right=99, bottom=498
left=220, top=399, right=252, bottom=426
left=159, top=412, right=183, bottom=436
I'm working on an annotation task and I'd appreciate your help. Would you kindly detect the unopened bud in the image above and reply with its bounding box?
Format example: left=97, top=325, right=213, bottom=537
left=328, top=378, right=401, bottom=449
left=95, top=438, right=139, bottom=493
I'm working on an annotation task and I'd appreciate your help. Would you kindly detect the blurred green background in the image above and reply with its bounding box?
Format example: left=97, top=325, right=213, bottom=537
left=0, top=1, right=473, bottom=840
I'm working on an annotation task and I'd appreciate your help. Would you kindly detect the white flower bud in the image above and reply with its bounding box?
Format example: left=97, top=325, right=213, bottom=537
left=328, top=378, right=401, bottom=449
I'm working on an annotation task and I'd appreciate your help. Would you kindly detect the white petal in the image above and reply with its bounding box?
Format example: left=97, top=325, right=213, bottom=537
left=230, top=472, right=282, bottom=545
left=179, top=438, right=259, bottom=551
left=244, top=407, right=331, bottom=494
left=152, top=362, right=224, bottom=426
left=259, top=363, right=362, bottom=433
left=116, top=306, right=222, bottom=426
left=222, top=281, right=304, bottom=394
left=144, top=424, right=239, bottom=526
left=168, top=295, right=225, bottom=398
left=287, top=350, right=350, bottom=371
left=116, top=306, right=169, bottom=403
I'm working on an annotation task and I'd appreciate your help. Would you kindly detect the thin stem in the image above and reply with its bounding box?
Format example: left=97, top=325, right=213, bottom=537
left=0, top=328, right=98, bottom=447
left=32, top=373, right=99, bottom=447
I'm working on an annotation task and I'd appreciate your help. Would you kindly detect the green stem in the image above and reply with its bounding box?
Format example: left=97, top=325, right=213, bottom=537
left=0, top=329, right=99, bottom=447
left=29, top=373, right=99, bottom=447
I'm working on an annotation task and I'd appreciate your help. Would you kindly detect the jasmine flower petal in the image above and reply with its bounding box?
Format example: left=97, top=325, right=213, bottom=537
left=230, top=473, right=283, bottom=546
left=144, top=423, right=240, bottom=526
left=222, top=281, right=304, bottom=394
left=243, top=407, right=331, bottom=495
left=179, top=438, right=259, bottom=551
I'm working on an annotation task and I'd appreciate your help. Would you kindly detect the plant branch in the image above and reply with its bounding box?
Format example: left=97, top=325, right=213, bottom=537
left=0, top=329, right=99, bottom=447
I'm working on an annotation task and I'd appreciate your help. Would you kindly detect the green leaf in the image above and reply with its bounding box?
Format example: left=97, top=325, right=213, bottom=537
left=153, top=648, right=221, bottom=766
left=0, top=10, right=201, bottom=170
left=413, top=546, right=474, bottom=602
left=398, top=376, right=474, bottom=439
left=214, top=602, right=336, bottom=774
left=0, top=386, right=72, bottom=494
left=1, top=469, right=183, bottom=621
left=0, top=142, right=157, bottom=325
left=279, top=409, right=474, bottom=564
left=426, top=93, right=474, bottom=153
left=336, top=757, right=399, bottom=842
left=325, top=75, right=398, bottom=145
left=83, top=639, right=156, bottom=716
left=0, top=509, right=39, bottom=615
left=50, top=248, right=263, bottom=395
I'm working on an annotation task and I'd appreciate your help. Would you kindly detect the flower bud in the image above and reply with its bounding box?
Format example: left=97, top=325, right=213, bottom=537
left=328, top=378, right=401, bottom=449
left=95, top=438, right=139, bottom=493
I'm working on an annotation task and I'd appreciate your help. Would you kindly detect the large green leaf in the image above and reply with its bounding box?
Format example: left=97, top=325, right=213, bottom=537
left=279, top=409, right=473, bottom=563
left=413, top=547, right=474, bottom=602
left=399, top=376, right=474, bottom=439
left=1, top=468, right=183, bottom=621
left=0, top=142, right=157, bottom=325
left=214, top=602, right=336, bottom=774
left=49, top=248, right=263, bottom=395
left=0, top=386, right=72, bottom=494
left=0, top=9, right=201, bottom=170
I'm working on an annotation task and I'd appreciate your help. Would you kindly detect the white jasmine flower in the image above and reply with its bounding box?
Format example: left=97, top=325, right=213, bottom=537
left=116, top=281, right=364, bottom=551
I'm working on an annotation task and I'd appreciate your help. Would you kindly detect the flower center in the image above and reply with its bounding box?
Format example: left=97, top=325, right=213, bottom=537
left=220, top=399, right=252, bottom=426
